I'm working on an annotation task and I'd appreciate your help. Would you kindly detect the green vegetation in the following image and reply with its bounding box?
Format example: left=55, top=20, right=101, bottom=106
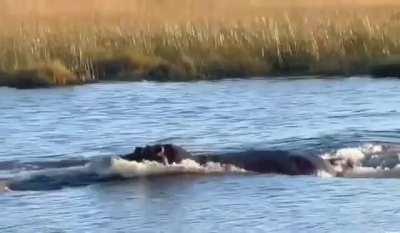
left=1, top=0, right=400, bottom=88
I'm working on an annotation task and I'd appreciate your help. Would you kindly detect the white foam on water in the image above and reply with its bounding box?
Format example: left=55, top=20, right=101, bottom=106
left=361, top=144, right=384, bottom=154
left=321, top=144, right=400, bottom=178
left=344, top=165, right=400, bottom=178
left=0, top=182, right=11, bottom=193
left=317, top=170, right=334, bottom=178
left=110, top=158, right=248, bottom=178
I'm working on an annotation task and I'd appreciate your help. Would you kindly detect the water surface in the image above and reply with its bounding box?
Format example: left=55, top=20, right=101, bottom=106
left=1, top=77, right=400, bottom=232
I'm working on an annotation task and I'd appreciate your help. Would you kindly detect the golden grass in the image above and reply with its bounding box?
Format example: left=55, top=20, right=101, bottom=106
left=1, top=0, right=400, bottom=88
left=7, top=61, right=82, bottom=89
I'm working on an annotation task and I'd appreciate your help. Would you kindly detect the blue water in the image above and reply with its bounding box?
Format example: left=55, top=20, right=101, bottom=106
left=1, top=77, right=400, bottom=232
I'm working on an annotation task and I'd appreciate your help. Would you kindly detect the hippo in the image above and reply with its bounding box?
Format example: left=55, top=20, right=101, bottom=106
left=196, top=150, right=335, bottom=176
left=120, top=144, right=341, bottom=176
left=120, top=144, right=192, bottom=165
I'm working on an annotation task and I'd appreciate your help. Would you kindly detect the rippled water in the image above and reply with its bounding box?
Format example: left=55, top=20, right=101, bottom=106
left=1, top=77, right=400, bottom=232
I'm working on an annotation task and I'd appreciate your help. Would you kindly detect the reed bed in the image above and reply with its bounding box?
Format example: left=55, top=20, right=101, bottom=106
left=1, top=0, right=400, bottom=88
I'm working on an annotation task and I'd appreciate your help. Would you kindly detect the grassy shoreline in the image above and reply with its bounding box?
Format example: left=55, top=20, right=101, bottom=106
left=1, top=0, right=400, bottom=88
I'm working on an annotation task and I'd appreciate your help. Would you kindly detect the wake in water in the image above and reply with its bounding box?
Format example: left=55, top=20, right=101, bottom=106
left=3, top=142, right=400, bottom=192
left=111, top=158, right=247, bottom=177
left=3, top=156, right=247, bottom=191
left=323, top=144, right=400, bottom=178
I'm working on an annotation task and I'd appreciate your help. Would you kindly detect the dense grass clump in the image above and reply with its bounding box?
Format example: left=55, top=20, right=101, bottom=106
left=5, top=62, right=82, bottom=89
left=93, top=53, right=197, bottom=81
left=1, top=0, right=400, bottom=88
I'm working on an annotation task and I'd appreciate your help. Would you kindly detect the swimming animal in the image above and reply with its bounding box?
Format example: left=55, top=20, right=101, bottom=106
left=120, top=144, right=343, bottom=176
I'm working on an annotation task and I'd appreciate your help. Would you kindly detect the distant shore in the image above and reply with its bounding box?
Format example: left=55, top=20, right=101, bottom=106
left=1, top=0, right=400, bottom=88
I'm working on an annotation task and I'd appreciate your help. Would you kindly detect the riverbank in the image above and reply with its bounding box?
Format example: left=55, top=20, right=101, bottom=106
left=1, top=0, right=400, bottom=88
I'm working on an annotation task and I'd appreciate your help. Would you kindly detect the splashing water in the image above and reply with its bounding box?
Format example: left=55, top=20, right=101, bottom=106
left=110, top=158, right=248, bottom=178
left=321, top=144, right=400, bottom=178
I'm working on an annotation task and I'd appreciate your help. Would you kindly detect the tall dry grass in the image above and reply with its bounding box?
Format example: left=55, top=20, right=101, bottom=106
left=1, top=0, right=400, bottom=87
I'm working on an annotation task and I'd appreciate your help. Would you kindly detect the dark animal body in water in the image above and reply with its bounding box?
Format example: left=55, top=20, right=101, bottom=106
left=121, top=144, right=335, bottom=176
left=121, top=144, right=192, bottom=165
left=196, top=151, right=330, bottom=175
left=4, top=144, right=357, bottom=191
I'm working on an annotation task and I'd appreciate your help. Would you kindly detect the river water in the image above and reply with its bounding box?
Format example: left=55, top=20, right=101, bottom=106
left=1, top=77, right=400, bottom=232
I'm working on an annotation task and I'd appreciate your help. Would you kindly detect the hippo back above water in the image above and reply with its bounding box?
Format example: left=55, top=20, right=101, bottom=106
left=196, top=150, right=334, bottom=175
left=120, top=144, right=339, bottom=176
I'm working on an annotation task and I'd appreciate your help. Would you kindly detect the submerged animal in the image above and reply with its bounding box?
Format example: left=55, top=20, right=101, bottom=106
left=196, top=150, right=336, bottom=176
left=120, top=144, right=347, bottom=176
left=120, top=144, right=192, bottom=165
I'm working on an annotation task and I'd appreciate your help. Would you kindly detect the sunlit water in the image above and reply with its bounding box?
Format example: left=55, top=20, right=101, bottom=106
left=1, top=77, right=400, bottom=232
